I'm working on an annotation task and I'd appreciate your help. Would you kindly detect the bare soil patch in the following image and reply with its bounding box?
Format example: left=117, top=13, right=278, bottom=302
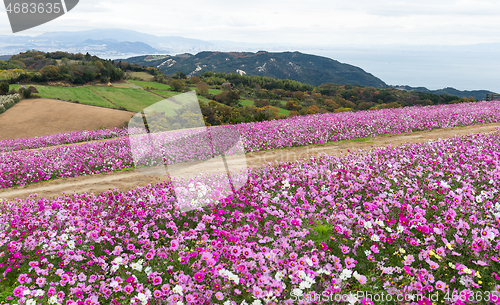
left=1, top=122, right=499, bottom=202
left=0, top=99, right=134, bottom=140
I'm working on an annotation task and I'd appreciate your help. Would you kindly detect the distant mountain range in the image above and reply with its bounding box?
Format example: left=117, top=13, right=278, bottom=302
left=391, top=85, right=494, bottom=100
left=0, top=28, right=276, bottom=57
left=121, top=51, right=388, bottom=88
left=0, top=29, right=214, bottom=57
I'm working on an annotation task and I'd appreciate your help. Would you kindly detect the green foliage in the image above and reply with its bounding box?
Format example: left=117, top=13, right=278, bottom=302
left=306, top=220, right=334, bottom=247
left=172, top=72, right=187, bottom=79
left=21, top=87, right=32, bottom=98
left=169, top=79, right=185, bottom=92
left=0, top=82, right=8, bottom=95
left=214, top=90, right=241, bottom=107
left=5, top=50, right=125, bottom=85
left=0, top=285, right=14, bottom=303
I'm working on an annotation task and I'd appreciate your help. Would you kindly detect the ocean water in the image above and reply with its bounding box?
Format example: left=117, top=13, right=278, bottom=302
left=299, top=46, right=500, bottom=93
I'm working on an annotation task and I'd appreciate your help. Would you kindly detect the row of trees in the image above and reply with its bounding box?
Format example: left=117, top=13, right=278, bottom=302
left=3, top=50, right=126, bottom=84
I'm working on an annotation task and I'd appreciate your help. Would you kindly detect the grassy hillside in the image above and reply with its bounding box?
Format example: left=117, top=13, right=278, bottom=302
left=10, top=85, right=116, bottom=108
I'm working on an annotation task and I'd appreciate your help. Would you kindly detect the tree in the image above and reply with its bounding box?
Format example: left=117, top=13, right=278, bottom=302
left=292, top=91, right=306, bottom=100
left=0, top=82, right=9, bottom=95
left=172, top=72, right=187, bottom=79
left=22, top=88, right=32, bottom=98
left=324, top=99, right=339, bottom=111
left=285, top=99, right=302, bottom=111
left=190, top=76, right=200, bottom=84
left=170, top=79, right=185, bottom=92
left=357, top=101, right=375, bottom=110
left=195, top=82, right=209, bottom=96
left=215, top=90, right=240, bottom=107
left=254, top=99, right=270, bottom=107
left=41, top=65, right=60, bottom=80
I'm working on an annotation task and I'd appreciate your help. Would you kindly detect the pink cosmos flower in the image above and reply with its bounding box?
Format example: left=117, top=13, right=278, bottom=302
left=124, top=284, right=134, bottom=294
left=153, top=276, right=162, bottom=285
left=170, top=240, right=179, bottom=250
left=435, top=280, right=446, bottom=292
left=193, top=272, right=205, bottom=282
left=360, top=297, right=374, bottom=305
left=345, top=257, right=357, bottom=269
left=17, top=274, right=29, bottom=284
left=215, top=292, right=224, bottom=300
left=253, top=286, right=264, bottom=298
left=357, top=274, right=367, bottom=285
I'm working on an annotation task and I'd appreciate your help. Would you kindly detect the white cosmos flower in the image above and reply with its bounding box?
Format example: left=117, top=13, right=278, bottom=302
left=304, top=276, right=315, bottom=283
left=275, top=271, right=284, bottom=281
left=173, top=285, right=183, bottom=295
left=130, top=262, right=142, bottom=272
left=292, top=288, right=303, bottom=297
left=340, top=269, right=353, bottom=280
left=113, top=257, right=123, bottom=264
left=299, top=281, right=311, bottom=289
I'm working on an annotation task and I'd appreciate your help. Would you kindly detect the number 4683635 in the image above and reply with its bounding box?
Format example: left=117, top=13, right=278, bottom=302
left=5, top=2, right=61, bottom=14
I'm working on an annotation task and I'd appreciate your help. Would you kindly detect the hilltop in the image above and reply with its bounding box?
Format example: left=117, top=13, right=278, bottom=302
left=391, top=85, right=494, bottom=101
left=121, top=51, right=388, bottom=88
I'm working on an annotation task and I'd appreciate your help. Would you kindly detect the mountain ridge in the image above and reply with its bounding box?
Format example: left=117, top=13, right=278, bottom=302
left=121, top=51, right=389, bottom=88
left=391, top=85, right=495, bottom=100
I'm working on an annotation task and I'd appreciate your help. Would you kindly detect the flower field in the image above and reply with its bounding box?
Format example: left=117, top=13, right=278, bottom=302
left=0, top=128, right=128, bottom=153
left=3, top=101, right=500, bottom=189
left=1, top=129, right=500, bottom=304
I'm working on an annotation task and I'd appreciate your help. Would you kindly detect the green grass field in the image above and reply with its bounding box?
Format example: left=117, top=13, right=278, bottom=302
left=10, top=82, right=291, bottom=118
left=208, top=88, right=222, bottom=95
left=128, top=72, right=155, bottom=81
left=277, top=107, right=290, bottom=116
left=240, top=99, right=254, bottom=106
left=151, top=90, right=181, bottom=99
left=128, top=80, right=172, bottom=91
left=11, top=85, right=117, bottom=108
left=90, top=87, right=164, bottom=113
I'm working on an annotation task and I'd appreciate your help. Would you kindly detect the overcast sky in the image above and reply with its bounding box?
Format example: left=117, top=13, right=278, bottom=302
left=2, top=0, right=500, bottom=46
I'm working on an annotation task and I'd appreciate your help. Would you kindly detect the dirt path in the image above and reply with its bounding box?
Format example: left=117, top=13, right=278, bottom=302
left=1, top=122, right=499, bottom=202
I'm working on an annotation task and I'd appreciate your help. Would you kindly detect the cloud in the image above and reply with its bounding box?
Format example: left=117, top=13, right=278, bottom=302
left=2, top=0, right=500, bottom=45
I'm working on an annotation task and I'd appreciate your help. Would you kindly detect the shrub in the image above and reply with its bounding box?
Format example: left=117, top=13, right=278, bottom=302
left=0, top=82, right=9, bottom=95
left=170, top=79, right=185, bottom=92
left=21, top=88, right=32, bottom=98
